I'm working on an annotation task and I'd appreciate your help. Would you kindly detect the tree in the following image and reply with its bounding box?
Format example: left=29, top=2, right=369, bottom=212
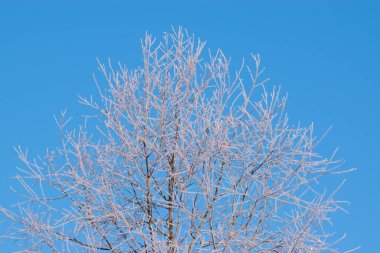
left=1, top=28, right=350, bottom=252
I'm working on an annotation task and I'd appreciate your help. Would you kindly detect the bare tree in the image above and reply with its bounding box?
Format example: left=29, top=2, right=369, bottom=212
left=1, top=28, right=351, bottom=252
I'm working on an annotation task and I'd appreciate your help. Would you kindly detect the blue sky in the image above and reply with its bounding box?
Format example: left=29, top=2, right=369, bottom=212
left=0, top=1, right=379, bottom=251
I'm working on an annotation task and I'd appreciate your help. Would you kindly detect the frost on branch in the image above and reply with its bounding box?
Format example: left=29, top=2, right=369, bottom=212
left=0, top=28, right=350, bottom=252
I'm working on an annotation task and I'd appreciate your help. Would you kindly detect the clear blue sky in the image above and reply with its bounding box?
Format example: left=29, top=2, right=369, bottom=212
left=1, top=1, right=379, bottom=251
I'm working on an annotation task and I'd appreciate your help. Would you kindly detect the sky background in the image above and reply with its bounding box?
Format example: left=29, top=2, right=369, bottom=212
left=0, top=1, right=379, bottom=251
